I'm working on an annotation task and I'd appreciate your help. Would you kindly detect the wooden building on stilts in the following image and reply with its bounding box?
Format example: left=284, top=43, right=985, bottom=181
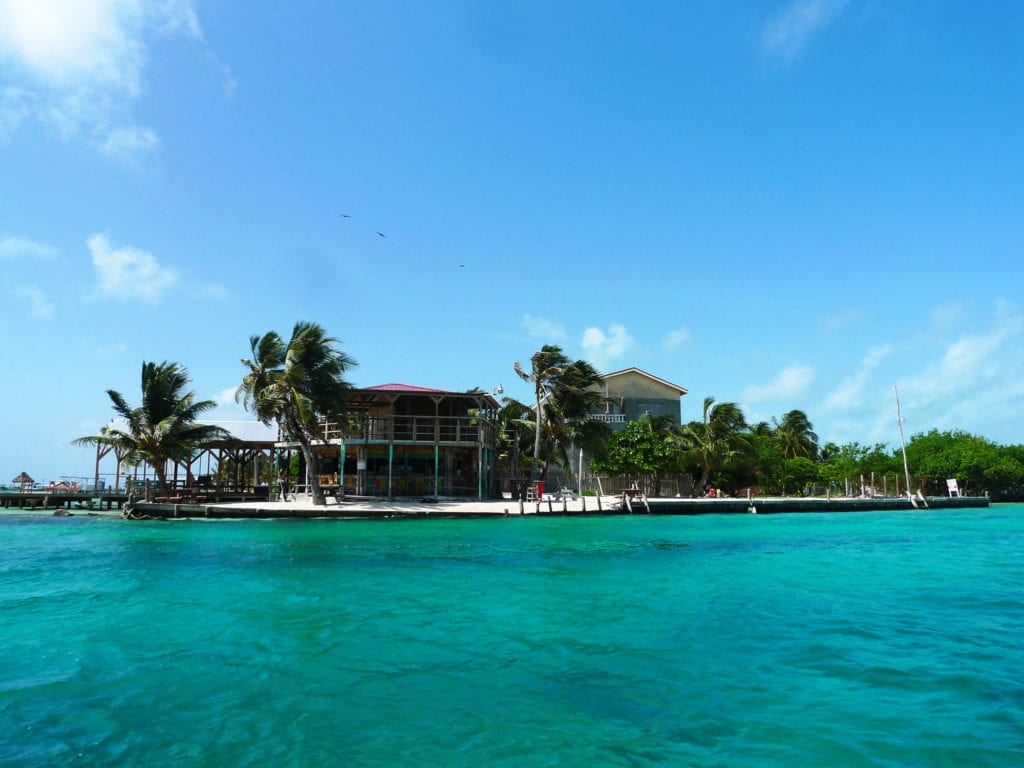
left=85, top=384, right=500, bottom=501
left=291, top=384, right=501, bottom=500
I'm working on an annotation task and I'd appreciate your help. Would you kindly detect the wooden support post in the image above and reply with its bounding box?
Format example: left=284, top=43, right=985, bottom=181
left=519, top=498, right=524, bottom=514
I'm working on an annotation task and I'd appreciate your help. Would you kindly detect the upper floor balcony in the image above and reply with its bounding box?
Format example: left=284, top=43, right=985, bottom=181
left=588, top=413, right=627, bottom=423
left=278, top=412, right=498, bottom=446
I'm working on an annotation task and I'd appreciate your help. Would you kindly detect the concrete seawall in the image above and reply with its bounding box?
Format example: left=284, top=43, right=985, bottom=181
left=122, top=494, right=989, bottom=520
left=642, top=495, right=988, bottom=514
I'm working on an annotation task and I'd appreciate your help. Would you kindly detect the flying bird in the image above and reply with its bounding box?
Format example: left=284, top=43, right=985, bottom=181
left=339, top=213, right=352, bottom=218
left=376, top=231, right=386, bottom=238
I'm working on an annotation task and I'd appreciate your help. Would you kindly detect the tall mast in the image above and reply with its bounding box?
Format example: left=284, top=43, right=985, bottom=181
left=895, top=385, right=913, bottom=500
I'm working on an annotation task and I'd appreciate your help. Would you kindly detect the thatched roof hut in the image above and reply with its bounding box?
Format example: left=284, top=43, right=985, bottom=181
left=12, top=471, right=34, bottom=490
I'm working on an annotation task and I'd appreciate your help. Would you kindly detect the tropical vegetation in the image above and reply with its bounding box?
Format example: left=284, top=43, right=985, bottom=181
left=73, top=335, right=1024, bottom=503
left=513, top=345, right=610, bottom=484
left=72, top=361, right=231, bottom=496
left=238, top=321, right=356, bottom=506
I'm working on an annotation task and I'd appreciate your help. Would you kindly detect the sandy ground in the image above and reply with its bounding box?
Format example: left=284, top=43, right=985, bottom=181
left=1, top=494, right=625, bottom=518
left=210, top=494, right=622, bottom=516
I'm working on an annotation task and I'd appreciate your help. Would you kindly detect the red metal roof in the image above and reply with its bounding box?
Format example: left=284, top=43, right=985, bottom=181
left=363, top=383, right=455, bottom=394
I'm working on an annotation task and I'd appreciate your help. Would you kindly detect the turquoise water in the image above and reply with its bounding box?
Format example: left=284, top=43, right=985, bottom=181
left=2, top=507, right=1023, bottom=767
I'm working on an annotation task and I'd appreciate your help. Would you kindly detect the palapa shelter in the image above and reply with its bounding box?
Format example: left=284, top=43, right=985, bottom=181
left=86, top=420, right=278, bottom=493
left=12, top=471, right=35, bottom=491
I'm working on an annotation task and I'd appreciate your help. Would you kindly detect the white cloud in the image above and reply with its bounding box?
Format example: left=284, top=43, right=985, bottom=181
left=581, top=322, right=635, bottom=370
left=215, top=386, right=239, bottom=407
left=521, top=313, right=566, bottom=341
left=0, top=0, right=202, bottom=155
left=88, top=232, right=177, bottom=301
left=663, top=326, right=691, bottom=351
left=742, top=364, right=815, bottom=404
left=0, top=233, right=57, bottom=259
left=929, top=301, right=967, bottom=331
left=900, top=307, right=1024, bottom=404
left=15, top=285, right=54, bottom=317
left=207, top=386, right=250, bottom=420
left=821, top=343, right=892, bottom=412
left=100, top=124, right=158, bottom=158
left=816, top=301, right=1024, bottom=448
left=90, top=340, right=128, bottom=359
left=761, top=0, right=848, bottom=61
left=194, top=282, right=228, bottom=300
left=818, top=307, right=863, bottom=333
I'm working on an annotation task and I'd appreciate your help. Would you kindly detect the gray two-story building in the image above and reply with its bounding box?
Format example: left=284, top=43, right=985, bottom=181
left=589, top=367, right=687, bottom=429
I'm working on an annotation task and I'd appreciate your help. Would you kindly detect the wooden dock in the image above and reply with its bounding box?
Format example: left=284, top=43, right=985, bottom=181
left=0, top=492, right=130, bottom=511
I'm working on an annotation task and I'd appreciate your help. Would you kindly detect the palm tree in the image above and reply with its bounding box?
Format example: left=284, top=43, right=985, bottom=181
left=677, top=396, right=749, bottom=495
left=72, top=361, right=230, bottom=496
left=238, top=321, right=356, bottom=506
left=773, top=409, right=819, bottom=460
left=514, top=346, right=608, bottom=483
left=540, top=357, right=609, bottom=483
left=494, top=396, right=535, bottom=497
left=514, top=345, right=571, bottom=480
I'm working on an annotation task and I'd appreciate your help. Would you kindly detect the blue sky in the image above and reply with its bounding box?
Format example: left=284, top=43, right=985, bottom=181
left=2, top=0, right=1023, bottom=483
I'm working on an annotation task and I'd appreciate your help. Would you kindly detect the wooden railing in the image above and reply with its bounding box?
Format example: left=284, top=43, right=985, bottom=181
left=286, top=414, right=497, bottom=445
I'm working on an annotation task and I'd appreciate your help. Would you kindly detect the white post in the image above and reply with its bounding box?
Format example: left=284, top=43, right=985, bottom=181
left=578, top=447, right=584, bottom=497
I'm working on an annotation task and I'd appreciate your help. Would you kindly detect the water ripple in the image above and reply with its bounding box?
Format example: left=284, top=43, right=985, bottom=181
left=1, top=508, right=1023, bottom=766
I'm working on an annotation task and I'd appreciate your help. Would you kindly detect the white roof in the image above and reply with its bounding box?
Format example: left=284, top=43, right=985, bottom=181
left=600, top=367, right=688, bottom=395
left=106, top=419, right=277, bottom=443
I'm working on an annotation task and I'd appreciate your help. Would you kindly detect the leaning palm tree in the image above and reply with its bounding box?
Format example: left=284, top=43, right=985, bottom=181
left=540, top=358, right=610, bottom=484
left=72, top=361, right=230, bottom=496
left=677, top=396, right=750, bottom=495
left=238, top=321, right=355, bottom=506
left=514, top=345, right=572, bottom=481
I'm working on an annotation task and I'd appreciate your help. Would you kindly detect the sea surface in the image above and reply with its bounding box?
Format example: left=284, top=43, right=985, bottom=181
left=2, top=506, right=1023, bottom=767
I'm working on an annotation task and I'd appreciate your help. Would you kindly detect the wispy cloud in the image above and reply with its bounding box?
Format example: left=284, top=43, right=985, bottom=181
left=0, top=233, right=57, bottom=259
left=821, top=343, right=892, bottom=412
left=837, top=301, right=1024, bottom=445
left=208, top=385, right=250, bottom=420
left=215, top=386, right=239, bottom=407
left=900, top=303, right=1024, bottom=404
left=817, top=307, right=864, bottom=333
left=742, top=364, right=815, bottom=404
left=521, top=313, right=566, bottom=341
left=662, top=326, right=691, bottom=351
left=194, top=282, right=228, bottom=301
left=92, top=340, right=128, bottom=359
left=581, top=322, right=635, bottom=371
left=15, top=285, right=54, bottom=317
left=87, top=232, right=178, bottom=302
left=99, top=124, right=159, bottom=159
left=0, top=0, right=205, bottom=156
left=929, top=300, right=967, bottom=331
left=761, top=0, right=849, bottom=62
